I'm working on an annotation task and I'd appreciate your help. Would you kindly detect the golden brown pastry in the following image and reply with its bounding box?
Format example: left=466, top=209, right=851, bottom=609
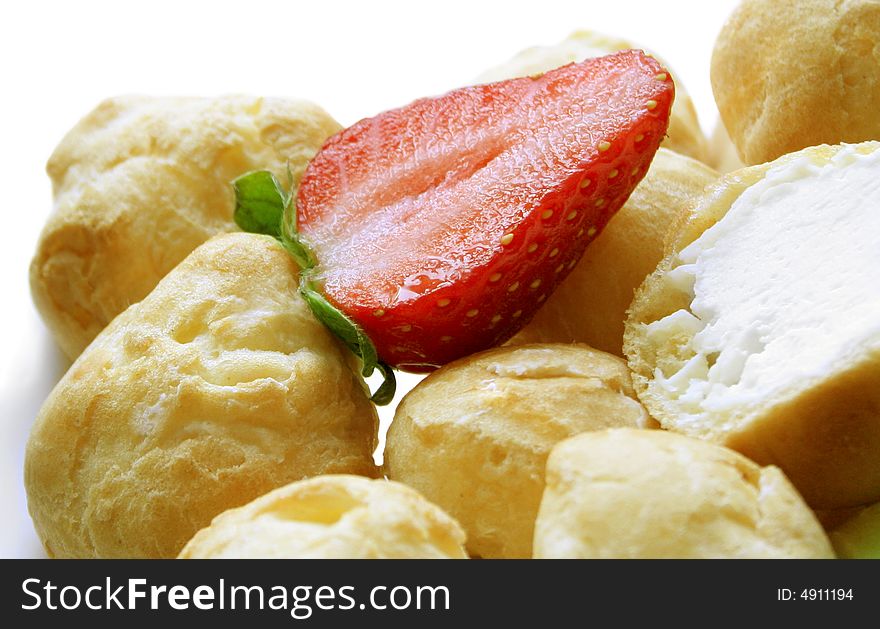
left=31, top=95, right=341, bottom=359
left=712, top=0, right=880, bottom=164
left=25, top=233, right=378, bottom=558
left=510, top=148, right=717, bottom=355
left=383, top=343, right=654, bottom=559
left=179, top=475, right=468, bottom=559
left=478, top=30, right=709, bottom=163
left=624, top=142, right=880, bottom=509
left=707, top=121, right=745, bottom=173
left=534, top=429, right=834, bottom=558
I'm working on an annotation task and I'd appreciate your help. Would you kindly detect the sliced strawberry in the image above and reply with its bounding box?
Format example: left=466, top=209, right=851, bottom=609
left=297, top=50, right=673, bottom=372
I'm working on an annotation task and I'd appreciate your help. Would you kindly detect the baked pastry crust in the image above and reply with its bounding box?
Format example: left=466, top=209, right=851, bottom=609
left=707, top=121, right=745, bottom=174
left=624, top=142, right=880, bottom=509
left=533, top=429, right=834, bottom=558
left=31, top=95, right=341, bottom=359
left=711, top=0, right=880, bottom=164
left=384, top=343, right=653, bottom=558
left=25, top=233, right=378, bottom=558
left=179, top=475, right=468, bottom=559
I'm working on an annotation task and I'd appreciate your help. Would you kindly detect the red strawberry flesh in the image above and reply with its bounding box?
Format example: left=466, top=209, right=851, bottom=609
left=297, top=50, right=673, bottom=371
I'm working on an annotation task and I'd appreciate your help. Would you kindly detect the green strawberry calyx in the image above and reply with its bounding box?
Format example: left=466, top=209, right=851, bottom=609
left=232, top=169, right=396, bottom=406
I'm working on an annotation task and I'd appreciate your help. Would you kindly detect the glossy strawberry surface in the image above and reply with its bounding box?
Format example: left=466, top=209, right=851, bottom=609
left=298, top=50, right=673, bottom=371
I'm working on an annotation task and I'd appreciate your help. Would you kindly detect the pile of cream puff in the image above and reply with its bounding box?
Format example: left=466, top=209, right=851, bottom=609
left=25, top=0, right=880, bottom=559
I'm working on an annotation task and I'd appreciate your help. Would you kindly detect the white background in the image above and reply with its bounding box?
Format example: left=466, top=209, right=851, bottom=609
left=0, top=0, right=739, bottom=558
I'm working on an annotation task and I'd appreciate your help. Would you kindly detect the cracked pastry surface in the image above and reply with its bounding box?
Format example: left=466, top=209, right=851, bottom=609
left=25, top=233, right=378, bottom=558
left=383, top=343, right=654, bottom=559
left=179, top=475, right=467, bottom=559
left=31, top=95, right=341, bottom=359
left=534, top=429, right=834, bottom=558
left=711, top=0, right=880, bottom=164
left=535, top=429, right=834, bottom=559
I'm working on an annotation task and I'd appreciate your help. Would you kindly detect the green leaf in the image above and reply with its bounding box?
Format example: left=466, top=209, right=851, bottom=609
left=298, top=276, right=396, bottom=405
left=280, top=230, right=317, bottom=271
left=232, top=170, right=288, bottom=238
left=370, top=362, right=397, bottom=406
left=299, top=279, right=361, bottom=351
left=356, top=327, right=378, bottom=378
left=284, top=160, right=295, bottom=192
left=280, top=200, right=316, bottom=270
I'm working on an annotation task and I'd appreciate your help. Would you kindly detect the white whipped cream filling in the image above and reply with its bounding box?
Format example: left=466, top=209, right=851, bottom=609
left=646, top=145, right=880, bottom=425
